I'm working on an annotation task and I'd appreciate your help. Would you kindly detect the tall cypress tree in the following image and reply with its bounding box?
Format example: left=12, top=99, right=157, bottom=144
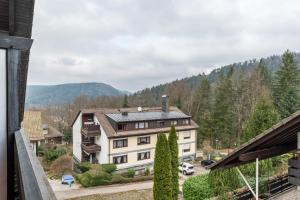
left=168, top=126, right=179, bottom=200
left=153, top=133, right=172, bottom=200
left=273, top=50, right=300, bottom=118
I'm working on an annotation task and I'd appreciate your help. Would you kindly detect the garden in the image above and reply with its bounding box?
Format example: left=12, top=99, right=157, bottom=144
left=75, top=162, right=152, bottom=187
left=183, top=154, right=292, bottom=200
left=38, top=144, right=153, bottom=188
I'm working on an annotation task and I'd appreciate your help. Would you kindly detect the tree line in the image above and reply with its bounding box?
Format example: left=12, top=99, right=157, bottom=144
left=42, top=50, right=300, bottom=148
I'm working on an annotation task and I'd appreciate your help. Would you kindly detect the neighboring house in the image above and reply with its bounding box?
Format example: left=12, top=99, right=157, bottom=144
left=22, top=110, right=63, bottom=154
left=72, top=95, right=198, bottom=171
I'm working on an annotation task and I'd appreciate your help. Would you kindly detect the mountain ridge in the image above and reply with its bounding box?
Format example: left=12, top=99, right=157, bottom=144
left=26, top=82, right=126, bottom=106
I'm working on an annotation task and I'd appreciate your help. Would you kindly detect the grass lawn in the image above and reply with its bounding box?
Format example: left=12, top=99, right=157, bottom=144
left=67, top=189, right=153, bottom=200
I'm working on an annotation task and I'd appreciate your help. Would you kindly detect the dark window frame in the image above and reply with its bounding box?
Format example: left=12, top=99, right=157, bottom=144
left=113, top=155, right=128, bottom=164
left=113, top=139, right=128, bottom=148
left=137, top=136, right=151, bottom=145
left=137, top=151, right=151, bottom=161
left=117, top=123, right=127, bottom=131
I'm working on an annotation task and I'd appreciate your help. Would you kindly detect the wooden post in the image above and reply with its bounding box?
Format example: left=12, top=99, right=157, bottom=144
left=7, top=48, right=20, bottom=199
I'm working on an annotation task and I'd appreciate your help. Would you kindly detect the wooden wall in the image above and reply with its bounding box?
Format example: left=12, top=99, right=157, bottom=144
left=0, top=0, right=9, bottom=32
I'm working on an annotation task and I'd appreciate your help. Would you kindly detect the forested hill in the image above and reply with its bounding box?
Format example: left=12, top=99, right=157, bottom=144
left=135, top=52, right=300, bottom=97
left=26, top=82, right=126, bottom=106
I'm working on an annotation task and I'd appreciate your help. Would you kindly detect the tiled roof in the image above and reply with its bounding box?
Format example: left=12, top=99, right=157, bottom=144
left=22, top=110, right=44, bottom=141
left=44, top=126, right=63, bottom=139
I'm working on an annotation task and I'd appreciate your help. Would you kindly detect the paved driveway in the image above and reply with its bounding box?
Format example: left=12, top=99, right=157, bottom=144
left=51, top=163, right=208, bottom=200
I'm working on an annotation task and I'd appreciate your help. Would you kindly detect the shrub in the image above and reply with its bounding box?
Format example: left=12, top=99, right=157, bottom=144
left=208, top=168, right=241, bottom=196
left=183, top=174, right=212, bottom=200
left=44, top=147, right=67, bottom=162
left=144, top=167, right=150, bottom=176
left=50, top=155, right=72, bottom=176
left=78, top=162, right=93, bottom=173
left=127, top=169, right=135, bottom=178
left=101, top=164, right=117, bottom=174
left=111, top=174, right=131, bottom=184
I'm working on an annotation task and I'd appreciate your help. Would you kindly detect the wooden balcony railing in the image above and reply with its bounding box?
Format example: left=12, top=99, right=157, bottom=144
left=14, top=130, right=57, bottom=200
left=81, top=143, right=101, bottom=153
left=81, top=124, right=101, bottom=137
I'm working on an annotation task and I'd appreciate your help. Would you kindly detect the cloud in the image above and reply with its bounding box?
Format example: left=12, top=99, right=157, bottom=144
left=28, top=0, right=300, bottom=92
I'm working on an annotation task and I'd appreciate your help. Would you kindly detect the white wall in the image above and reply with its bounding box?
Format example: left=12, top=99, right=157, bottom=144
left=73, top=113, right=82, bottom=161
left=94, top=116, right=109, bottom=164
left=0, top=49, right=7, bottom=199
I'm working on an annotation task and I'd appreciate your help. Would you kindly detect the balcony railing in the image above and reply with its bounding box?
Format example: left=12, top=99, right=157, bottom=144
left=81, top=124, right=101, bottom=137
left=14, top=130, right=57, bottom=200
left=81, top=143, right=101, bottom=153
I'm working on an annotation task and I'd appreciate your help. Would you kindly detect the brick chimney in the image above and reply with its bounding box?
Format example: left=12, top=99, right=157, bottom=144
left=162, top=95, right=169, bottom=112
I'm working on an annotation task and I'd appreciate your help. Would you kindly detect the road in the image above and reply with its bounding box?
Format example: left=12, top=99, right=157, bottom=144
left=51, top=179, right=185, bottom=200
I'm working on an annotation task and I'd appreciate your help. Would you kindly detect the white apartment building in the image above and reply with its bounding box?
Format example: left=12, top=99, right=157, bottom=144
left=72, top=96, right=198, bottom=171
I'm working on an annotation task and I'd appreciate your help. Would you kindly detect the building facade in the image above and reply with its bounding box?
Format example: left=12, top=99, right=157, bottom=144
left=72, top=96, right=198, bottom=171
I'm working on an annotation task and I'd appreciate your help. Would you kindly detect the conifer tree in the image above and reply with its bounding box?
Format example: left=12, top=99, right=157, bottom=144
left=123, top=94, right=129, bottom=108
left=168, top=126, right=179, bottom=200
left=243, top=94, right=279, bottom=142
left=153, top=133, right=172, bottom=200
left=192, top=75, right=213, bottom=146
left=272, top=50, right=300, bottom=118
left=212, top=73, right=234, bottom=148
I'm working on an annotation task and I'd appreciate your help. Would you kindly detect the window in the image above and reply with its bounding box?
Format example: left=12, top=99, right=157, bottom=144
left=113, top=155, right=128, bottom=164
left=157, top=121, right=165, bottom=127
left=118, top=124, right=127, bottom=131
left=113, top=139, right=128, bottom=148
left=183, top=144, right=191, bottom=152
left=138, top=136, right=150, bottom=145
left=139, top=122, right=144, bottom=128
left=183, top=119, right=189, bottom=125
left=171, top=120, right=178, bottom=126
left=138, top=151, right=150, bottom=160
left=183, top=131, right=191, bottom=139
left=135, top=122, right=148, bottom=129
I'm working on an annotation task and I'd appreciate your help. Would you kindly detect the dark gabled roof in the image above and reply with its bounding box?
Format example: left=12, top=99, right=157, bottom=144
left=106, top=111, right=190, bottom=123
left=209, top=111, right=300, bottom=170
left=0, top=0, right=35, bottom=122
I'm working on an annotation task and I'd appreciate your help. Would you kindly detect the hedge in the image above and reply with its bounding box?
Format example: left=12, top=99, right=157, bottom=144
left=44, top=147, right=67, bottom=162
left=101, top=164, right=117, bottom=174
left=183, top=174, right=212, bottom=200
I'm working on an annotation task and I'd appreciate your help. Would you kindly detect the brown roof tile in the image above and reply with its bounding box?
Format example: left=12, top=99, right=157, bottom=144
left=22, top=110, right=44, bottom=141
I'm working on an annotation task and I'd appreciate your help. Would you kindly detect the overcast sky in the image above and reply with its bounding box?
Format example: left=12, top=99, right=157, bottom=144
left=28, top=0, right=300, bottom=92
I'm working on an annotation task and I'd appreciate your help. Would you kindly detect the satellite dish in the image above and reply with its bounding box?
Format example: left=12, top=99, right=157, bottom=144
left=137, top=107, right=142, bottom=112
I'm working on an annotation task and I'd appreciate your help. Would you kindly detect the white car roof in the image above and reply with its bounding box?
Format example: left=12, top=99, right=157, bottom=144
left=182, top=162, right=193, bottom=167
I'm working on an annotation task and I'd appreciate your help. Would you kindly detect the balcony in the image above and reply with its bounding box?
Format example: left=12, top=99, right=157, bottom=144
left=81, top=124, right=101, bottom=137
left=81, top=143, right=101, bottom=153
left=14, top=130, right=57, bottom=200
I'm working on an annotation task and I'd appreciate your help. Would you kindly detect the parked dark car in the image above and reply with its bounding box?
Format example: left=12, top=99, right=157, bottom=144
left=201, top=159, right=216, bottom=167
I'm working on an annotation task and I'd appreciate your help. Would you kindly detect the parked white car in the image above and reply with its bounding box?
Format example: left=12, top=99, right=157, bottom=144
left=178, top=162, right=194, bottom=175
